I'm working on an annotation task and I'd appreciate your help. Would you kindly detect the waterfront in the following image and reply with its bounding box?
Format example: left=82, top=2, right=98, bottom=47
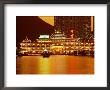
left=16, top=55, right=94, bottom=74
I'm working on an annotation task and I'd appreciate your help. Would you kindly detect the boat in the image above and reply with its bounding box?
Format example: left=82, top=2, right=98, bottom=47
left=74, top=51, right=78, bottom=56
left=41, top=49, right=50, bottom=57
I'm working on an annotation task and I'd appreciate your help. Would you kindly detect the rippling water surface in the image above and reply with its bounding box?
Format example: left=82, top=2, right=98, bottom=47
left=16, top=55, right=94, bottom=74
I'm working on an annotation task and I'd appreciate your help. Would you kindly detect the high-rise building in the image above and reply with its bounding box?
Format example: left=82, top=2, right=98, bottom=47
left=19, top=16, right=94, bottom=55
left=54, top=16, right=94, bottom=39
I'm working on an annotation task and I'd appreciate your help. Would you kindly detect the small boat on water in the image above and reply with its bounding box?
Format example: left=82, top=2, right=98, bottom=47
left=41, top=49, right=50, bottom=57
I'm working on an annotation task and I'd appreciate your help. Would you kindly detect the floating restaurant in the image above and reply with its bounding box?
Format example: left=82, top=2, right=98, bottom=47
left=19, top=29, right=94, bottom=55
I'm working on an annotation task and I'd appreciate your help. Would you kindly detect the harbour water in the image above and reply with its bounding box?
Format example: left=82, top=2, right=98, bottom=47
left=16, top=55, right=94, bottom=74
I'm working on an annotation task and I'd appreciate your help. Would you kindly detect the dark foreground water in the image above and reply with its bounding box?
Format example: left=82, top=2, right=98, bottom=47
left=16, top=55, right=94, bottom=74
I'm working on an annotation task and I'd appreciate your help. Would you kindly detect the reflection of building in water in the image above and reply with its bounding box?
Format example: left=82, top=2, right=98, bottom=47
left=20, top=28, right=94, bottom=55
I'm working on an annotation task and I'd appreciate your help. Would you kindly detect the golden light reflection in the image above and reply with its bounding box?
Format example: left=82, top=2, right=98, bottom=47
left=49, top=55, right=67, bottom=74
left=38, top=16, right=54, bottom=26
left=16, top=56, right=94, bottom=74
left=38, top=57, right=50, bottom=74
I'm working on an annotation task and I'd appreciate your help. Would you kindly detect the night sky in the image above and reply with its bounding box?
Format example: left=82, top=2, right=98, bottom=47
left=16, top=16, right=54, bottom=46
left=16, top=16, right=94, bottom=47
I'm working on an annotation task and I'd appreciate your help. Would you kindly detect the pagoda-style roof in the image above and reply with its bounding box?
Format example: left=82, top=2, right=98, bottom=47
left=22, top=36, right=31, bottom=43
left=50, top=29, right=66, bottom=39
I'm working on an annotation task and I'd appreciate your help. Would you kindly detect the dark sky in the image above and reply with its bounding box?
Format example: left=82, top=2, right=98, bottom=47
left=16, top=16, right=54, bottom=45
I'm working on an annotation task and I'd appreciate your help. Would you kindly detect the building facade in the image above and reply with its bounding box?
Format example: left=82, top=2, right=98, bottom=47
left=19, top=29, right=94, bottom=55
left=19, top=16, right=94, bottom=55
left=54, top=16, right=94, bottom=38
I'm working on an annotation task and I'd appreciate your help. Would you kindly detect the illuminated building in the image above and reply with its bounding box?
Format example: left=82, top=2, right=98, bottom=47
left=20, top=29, right=94, bottom=55
left=19, top=16, right=94, bottom=55
left=54, top=16, right=94, bottom=39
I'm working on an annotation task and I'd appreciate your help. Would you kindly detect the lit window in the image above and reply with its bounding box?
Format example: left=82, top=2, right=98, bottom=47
left=71, top=50, right=73, bottom=52
left=22, top=44, right=25, bottom=46
left=28, top=48, right=31, bottom=50
left=76, top=47, right=78, bottom=49
left=33, top=51, right=35, bottom=53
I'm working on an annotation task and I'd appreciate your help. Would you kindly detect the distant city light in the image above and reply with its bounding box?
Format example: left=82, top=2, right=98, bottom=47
left=18, top=16, right=94, bottom=55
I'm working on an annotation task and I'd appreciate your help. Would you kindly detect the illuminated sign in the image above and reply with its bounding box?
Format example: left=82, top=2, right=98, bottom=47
left=39, top=35, right=49, bottom=39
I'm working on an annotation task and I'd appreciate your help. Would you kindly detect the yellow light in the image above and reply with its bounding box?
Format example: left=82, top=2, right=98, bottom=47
left=32, top=51, right=35, bottom=53
left=86, top=47, right=89, bottom=49
left=71, top=50, right=73, bottom=52
left=57, top=31, right=60, bottom=33
left=91, top=16, right=94, bottom=32
left=38, top=58, right=50, bottom=74
left=38, top=16, right=54, bottom=26
left=76, top=47, right=78, bottom=49
left=28, top=48, right=31, bottom=50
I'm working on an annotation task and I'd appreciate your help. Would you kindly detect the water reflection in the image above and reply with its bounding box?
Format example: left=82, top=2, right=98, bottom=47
left=16, top=55, right=94, bottom=74
left=38, top=57, right=50, bottom=74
